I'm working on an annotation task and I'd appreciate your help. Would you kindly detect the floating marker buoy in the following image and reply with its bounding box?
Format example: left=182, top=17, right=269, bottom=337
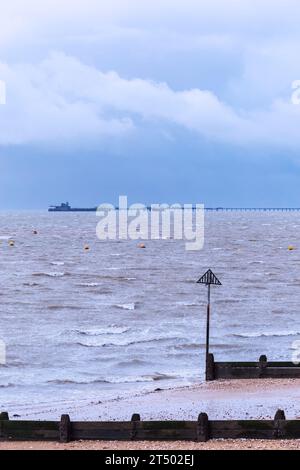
left=138, top=243, right=146, bottom=249
left=84, top=245, right=90, bottom=251
left=288, top=245, right=295, bottom=251
left=33, top=230, right=38, bottom=235
left=9, top=240, right=15, bottom=247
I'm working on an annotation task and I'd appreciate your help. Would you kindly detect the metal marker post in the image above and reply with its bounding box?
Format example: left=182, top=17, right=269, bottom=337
left=197, top=269, right=222, bottom=377
left=206, top=283, right=211, bottom=358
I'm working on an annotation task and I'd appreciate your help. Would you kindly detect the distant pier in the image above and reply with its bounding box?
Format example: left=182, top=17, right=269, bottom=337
left=49, top=202, right=300, bottom=212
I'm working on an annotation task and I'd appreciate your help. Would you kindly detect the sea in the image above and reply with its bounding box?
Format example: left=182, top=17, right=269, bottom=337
left=1, top=210, right=300, bottom=409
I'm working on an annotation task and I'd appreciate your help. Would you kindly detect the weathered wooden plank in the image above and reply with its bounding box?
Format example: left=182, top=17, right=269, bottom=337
left=214, top=366, right=260, bottom=379
left=214, top=359, right=300, bottom=379
left=135, top=421, right=196, bottom=441
left=210, top=420, right=275, bottom=439
left=215, top=361, right=300, bottom=368
left=72, top=422, right=133, bottom=441
left=72, top=422, right=133, bottom=430
left=262, top=368, right=300, bottom=378
left=0, top=421, right=59, bottom=441
left=72, top=429, right=132, bottom=440
left=215, top=368, right=300, bottom=379
left=284, top=421, right=300, bottom=439
left=215, top=362, right=300, bottom=370
left=135, top=429, right=195, bottom=441
left=72, top=421, right=197, bottom=441
left=215, top=362, right=261, bottom=367
left=267, top=362, right=300, bottom=367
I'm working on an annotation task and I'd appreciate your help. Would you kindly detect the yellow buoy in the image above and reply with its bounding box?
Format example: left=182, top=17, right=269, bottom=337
left=9, top=240, right=15, bottom=247
left=138, top=243, right=146, bottom=249
left=288, top=245, right=295, bottom=251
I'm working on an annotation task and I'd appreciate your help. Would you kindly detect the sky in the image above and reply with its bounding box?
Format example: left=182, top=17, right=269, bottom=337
left=1, top=0, right=300, bottom=208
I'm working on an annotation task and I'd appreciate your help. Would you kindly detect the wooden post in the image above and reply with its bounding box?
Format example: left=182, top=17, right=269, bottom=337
left=197, top=413, right=209, bottom=442
left=273, top=409, right=286, bottom=439
left=206, top=353, right=215, bottom=381
left=130, top=413, right=140, bottom=441
left=59, top=414, right=72, bottom=443
left=0, top=412, right=9, bottom=439
left=258, top=355, right=267, bottom=378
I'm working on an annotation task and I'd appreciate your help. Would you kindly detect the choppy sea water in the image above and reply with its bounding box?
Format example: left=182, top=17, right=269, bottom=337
left=1, top=211, right=300, bottom=408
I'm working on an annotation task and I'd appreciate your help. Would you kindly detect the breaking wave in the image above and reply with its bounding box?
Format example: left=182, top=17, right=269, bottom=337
left=114, top=303, right=135, bottom=310
left=48, top=373, right=174, bottom=385
left=79, top=282, right=101, bottom=287
left=175, top=301, right=199, bottom=307
left=77, top=333, right=180, bottom=348
left=76, top=326, right=130, bottom=336
left=232, top=330, right=300, bottom=338
left=32, top=272, right=67, bottom=278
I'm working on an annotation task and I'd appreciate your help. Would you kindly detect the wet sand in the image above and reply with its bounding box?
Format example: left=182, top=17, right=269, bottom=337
left=8, top=379, right=300, bottom=421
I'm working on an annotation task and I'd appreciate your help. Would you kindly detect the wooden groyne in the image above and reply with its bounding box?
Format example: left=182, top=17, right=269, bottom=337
left=0, top=410, right=300, bottom=442
left=206, top=354, right=300, bottom=381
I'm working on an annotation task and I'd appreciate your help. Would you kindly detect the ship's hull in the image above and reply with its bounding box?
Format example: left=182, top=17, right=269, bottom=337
left=48, top=208, right=97, bottom=212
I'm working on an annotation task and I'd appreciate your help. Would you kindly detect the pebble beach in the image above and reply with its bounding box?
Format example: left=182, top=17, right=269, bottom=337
left=0, top=439, right=300, bottom=450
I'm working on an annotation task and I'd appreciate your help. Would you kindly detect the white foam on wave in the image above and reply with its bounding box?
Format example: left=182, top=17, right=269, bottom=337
left=176, top=301, right=199, bottom=307
left=105, top=375, right=156, bottom=384
left=77, top=326, right=130, bottom=336
left=233, top=330, right=300, bottom=338
left=105, top=373, right=175, bottom=384
left=77, top=331, right=181, bottom=348
left=79, top=282, right=101, bottom=287
left=33, top=272, right=65, bottom=277
left=115, top=303, right=135, bottom=310
left=49, top=373, right=173, bottom=385
left=51, top=261, right=65, bottom=266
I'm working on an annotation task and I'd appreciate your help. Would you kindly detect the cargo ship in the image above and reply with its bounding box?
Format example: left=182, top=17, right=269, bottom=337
left=48, top=202, right=97, bottom=212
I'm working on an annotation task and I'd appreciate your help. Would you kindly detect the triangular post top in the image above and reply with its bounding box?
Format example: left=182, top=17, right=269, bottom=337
left=197, top=269, right=222, bottom=286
